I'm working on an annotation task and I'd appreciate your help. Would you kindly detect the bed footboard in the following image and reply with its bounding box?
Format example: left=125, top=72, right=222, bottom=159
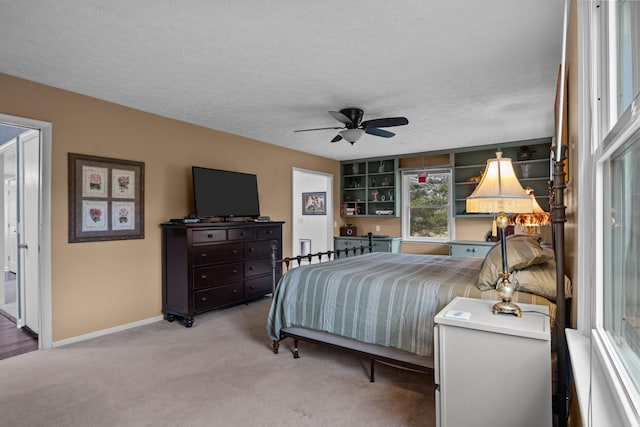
left=270, top=232, right=374, bottom=293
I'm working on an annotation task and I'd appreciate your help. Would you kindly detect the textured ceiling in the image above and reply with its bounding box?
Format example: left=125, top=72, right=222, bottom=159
left=0, top=1, right=564, bottom=161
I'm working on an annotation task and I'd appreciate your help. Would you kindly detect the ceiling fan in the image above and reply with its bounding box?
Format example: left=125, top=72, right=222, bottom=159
left=294, top=108, right=409, bottom=145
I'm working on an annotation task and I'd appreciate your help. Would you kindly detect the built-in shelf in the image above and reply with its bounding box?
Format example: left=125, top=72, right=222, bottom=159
left=340, top=158, right=400, bottom=217
left=453, top=139, right=552, bottom=217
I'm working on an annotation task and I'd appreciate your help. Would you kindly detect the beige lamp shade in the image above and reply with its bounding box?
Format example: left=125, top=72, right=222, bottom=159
left=466, top=151, right=533, bottom=214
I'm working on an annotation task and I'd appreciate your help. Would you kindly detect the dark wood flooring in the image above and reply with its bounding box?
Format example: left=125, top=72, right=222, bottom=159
left=0, top=310, right=38, bottom=361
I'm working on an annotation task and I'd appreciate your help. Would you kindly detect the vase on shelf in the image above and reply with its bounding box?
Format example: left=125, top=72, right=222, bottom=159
left=378, top=161, right=385, bottom=173
left=372, top=189, right=379, bottom=201
left=352, top=163, right=359, bottom=175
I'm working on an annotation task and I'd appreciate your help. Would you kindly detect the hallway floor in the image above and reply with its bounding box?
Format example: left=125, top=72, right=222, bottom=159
left=0, top=272, right=37, bottom=360
left=0, top=311, right=37, bottom=361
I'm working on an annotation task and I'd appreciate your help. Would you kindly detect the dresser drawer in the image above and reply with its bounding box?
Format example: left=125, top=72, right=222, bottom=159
left=228, top=228, right=257, bottom=240
left=257, top=226, right=281, bottom=240
left=371, top=241, right=391, bottom=252
left=194, top=282, right=243, bottom=312
left=192, top=229, right=227, bottom=243
left=193, top=242, right=242, bottom=266
left=334, top=238, right=363, bottom=249
left=244, top=239, right=277, bottom=258
left=244, top=258, right=272, bottom=278
left=193, top=262, right=242, bottom=289
left=245, top=275, right=273, bottom=298
left=449, top=242, right=494, bottom=258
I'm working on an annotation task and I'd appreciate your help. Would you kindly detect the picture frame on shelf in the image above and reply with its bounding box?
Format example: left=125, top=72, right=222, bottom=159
left=68, top=153, right=145, bottom=243
left=302, top=191, right=326, bottom=215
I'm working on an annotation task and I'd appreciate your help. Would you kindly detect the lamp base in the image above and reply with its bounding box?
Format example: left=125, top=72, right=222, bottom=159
left=492, top=300, right=522, bottom=317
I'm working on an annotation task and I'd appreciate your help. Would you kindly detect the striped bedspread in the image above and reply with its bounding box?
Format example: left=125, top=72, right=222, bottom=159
left=266, top=252, right=555, bottom=358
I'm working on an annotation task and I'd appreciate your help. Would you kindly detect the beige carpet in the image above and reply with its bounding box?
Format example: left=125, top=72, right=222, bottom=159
left=0, top=297, right=434, bottom=426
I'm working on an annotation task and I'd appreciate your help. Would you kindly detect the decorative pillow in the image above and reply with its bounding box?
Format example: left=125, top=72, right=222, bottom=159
left=511, top=259, right=572, bottom=301
left=476, top=234, right=554, bottom=290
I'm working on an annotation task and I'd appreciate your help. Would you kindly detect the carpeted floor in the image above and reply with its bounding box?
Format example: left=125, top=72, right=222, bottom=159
left=0, top=297, right=435, bottom=427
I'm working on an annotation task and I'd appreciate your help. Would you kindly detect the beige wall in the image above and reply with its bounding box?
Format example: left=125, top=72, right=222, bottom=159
left=0, top=73, right=340, bottom=341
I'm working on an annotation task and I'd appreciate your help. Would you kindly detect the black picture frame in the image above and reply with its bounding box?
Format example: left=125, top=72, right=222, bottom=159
left=302, top=192, right=326, bottom=215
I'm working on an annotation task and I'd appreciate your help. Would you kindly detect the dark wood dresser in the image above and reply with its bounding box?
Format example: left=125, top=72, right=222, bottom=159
left=161, top=221, right=283, bottom=327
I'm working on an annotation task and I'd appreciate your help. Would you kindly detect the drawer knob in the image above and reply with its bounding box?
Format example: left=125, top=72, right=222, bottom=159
left=249, top=247, right=255, bottom=252
left=201, top=253, right=207, bottom=257
left=232, top=269, right=238, bottom=273
left=201, top=274, right=207, bottom=279
left=249, top=285, right=255, bottom=290
left=201, top=296, right=208, bottom=301
left=267, top=230, right=273, bottom=235
left=232, top=249, right=238, bottom=254
left=466, top=248, right=476, bottom=252
left=241, top=232, right=246, bottom=236
left=232, top=289, right=238, bottom=294
left=249, top=266, right=254, bottom=271
left=207, top=234, right=213, bottom=238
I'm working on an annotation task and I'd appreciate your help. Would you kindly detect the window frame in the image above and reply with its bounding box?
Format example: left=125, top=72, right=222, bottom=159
left=580, top=1, right=640, bottom=424
left=400, top=167, right=453, bottom=243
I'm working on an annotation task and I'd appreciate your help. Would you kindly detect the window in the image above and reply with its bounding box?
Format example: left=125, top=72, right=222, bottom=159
left=401, top=169, right=452, bottom=242
left=588, top=0, right=640, bottom=421
left=616, top=1, right=640, bottom=118
left=603, top=127, right=640, bottom=396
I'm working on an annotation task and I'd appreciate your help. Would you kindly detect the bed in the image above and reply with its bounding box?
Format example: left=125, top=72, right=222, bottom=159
left=266, top=234, right=570, bottom=380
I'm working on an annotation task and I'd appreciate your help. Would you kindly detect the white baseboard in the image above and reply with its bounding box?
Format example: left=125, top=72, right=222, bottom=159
left=52, top=315, right=164, bottom=348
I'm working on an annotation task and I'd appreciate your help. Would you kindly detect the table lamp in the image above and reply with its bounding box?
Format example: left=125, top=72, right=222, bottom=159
left=466, top=151, right=534, bottom=317
left=510, top=188, right=550, bottom=234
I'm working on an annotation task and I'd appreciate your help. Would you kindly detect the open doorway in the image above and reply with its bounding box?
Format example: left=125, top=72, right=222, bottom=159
left=0, top=129, right=22, bottom=323
left=0, top=115, right=53, bottom=352
left=291, top=168, right=333, bottom=262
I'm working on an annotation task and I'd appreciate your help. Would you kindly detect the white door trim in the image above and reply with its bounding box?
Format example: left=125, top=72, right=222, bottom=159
left=18, top=129, right=40, bottom=333
left=0, top=114, right=52, bottom=350
left=291, top=167, right=334, bottom=256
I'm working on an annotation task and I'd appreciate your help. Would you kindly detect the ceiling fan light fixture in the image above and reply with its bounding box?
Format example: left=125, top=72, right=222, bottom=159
left=340, top=128, right=364, bottom=144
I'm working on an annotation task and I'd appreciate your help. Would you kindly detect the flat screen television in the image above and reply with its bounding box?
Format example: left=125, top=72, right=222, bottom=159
left=192, top=166, right=260, bottom=219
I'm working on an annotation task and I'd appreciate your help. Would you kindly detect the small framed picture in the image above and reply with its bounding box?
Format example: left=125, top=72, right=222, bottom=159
left=81, top=200, right=108, bottom=232
left=302, top=192, right=326, bottom=215
left=69, top=153, right=144, bottom=243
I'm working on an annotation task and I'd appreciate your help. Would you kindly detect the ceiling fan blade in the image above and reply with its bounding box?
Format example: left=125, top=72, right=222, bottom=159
left=362, top=117, right=409, bottom=128
left=329, top=111, right=354, bottom=125
left=331, top=135, right=343, bottom=143
left=294, top=126, right=344, bottom=133
left=365, top=128, right=395, bottom=138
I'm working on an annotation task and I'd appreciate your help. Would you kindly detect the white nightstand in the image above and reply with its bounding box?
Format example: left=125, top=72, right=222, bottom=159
left=434, top=297, right=552, bottom=427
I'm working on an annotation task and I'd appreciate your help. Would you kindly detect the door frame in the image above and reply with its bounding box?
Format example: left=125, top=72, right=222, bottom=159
left=291, top=167, right=334, bottom=257
left=0, top=114, right=52, bottom=350
left=18, top=129, right=41, bottom=334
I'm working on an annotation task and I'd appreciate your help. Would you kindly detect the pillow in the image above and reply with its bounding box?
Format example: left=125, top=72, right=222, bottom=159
left=476, top=234, right=554, bottom=290
left=511, top=259, right=572, bottom=301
